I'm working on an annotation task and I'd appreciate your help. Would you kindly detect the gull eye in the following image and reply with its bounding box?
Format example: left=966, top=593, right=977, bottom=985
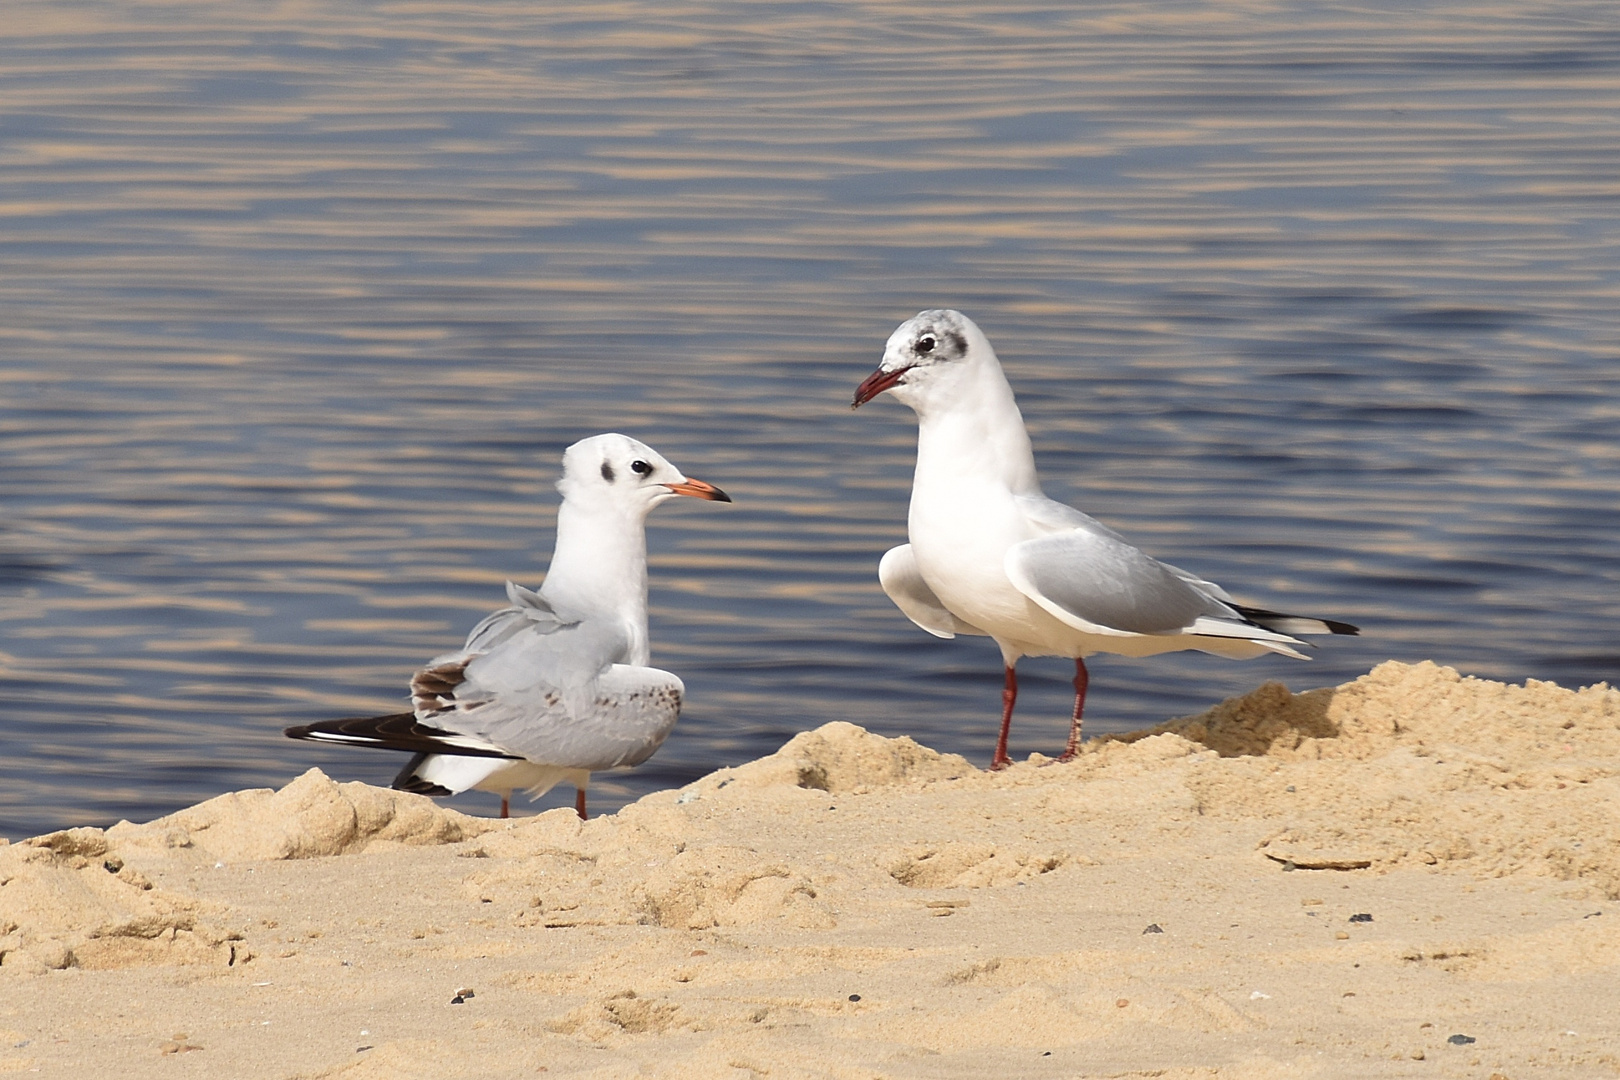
left=630, top=459, right=652, bottom=476
left=915, top=335, right=936, bottom=355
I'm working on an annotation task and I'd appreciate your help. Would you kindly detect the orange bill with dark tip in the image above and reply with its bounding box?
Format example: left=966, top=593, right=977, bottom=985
left=852, top=365, right=910, bottom=408
left=664, top=476, right=732, bottom=502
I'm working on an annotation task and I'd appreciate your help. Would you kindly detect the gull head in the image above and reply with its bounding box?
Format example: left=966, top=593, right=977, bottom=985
left=558, top=433, right=731, bottom=515
left=852, top=309, right=992, bottom=411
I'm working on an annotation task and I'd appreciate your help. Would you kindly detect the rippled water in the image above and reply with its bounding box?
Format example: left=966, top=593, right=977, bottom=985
left=2, top=1, right=1617, bottom=837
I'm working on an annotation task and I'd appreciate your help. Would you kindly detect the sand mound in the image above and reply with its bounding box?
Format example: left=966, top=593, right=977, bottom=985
left=1105, top=660, right=1620, bottom=894
left=1132, top=658, right=1619, bottom=763
left=1, top=769, right=497, bottom=975
left=107, top=767, right=497, bottom=862
left=712, top=720, right=974, bottom=793
left=458, top=721, right=972, bottom=931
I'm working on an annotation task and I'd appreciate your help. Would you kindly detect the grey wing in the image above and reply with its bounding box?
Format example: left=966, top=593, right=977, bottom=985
left=1003, top=527, right=1235, bottom=637
left=409, top=591, right=676, bottom=770
left=1020, top=497, right=1248, bottom=606
left=456, top=662, right=684, bottom=771
left=1010, top=497, right=1325, bottom=653
left=878, top=544, right=985, bottom=639
left=1005, top=527, right=1311, bottom=654
left=411, top=581, right=582, bottom=718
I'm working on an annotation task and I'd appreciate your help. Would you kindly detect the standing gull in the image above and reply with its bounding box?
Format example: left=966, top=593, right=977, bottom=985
left=285, top=433, right=730, bottom=818
left=852, top=309, right=1357, bottom=770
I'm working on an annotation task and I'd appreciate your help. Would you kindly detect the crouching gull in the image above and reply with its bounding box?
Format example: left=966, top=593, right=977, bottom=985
left=286, top=433, right=730, bottom=818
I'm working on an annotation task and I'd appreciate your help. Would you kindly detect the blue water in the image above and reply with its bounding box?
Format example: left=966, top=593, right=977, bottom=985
left=2, top=1, right=1617, bottom=837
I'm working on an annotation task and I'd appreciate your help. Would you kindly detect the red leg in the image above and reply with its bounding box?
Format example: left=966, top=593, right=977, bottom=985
left=575, top=787, right=588, bottom=821
left=991, top=664, right=1017, bottom=771
left=1058, top=658, right=1089, bottom=762
left=500, top=795, right=509, bottom=819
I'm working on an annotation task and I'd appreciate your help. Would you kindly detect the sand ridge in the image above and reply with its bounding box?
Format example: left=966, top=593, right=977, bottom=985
left=1, top=660, right=1617, bottom=1077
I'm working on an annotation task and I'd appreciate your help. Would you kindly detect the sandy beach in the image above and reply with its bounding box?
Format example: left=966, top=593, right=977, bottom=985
left=2, top=660, right=1617, bottom=1078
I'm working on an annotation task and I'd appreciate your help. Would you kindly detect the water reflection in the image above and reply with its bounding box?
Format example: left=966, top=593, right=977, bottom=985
left=1, top=1, right=1616, bottom=837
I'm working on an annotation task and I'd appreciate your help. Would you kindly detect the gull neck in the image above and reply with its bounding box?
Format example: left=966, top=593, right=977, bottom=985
left=539, top=498, right=651, bottom=661
left=910, top=358, right=1042, bottom=498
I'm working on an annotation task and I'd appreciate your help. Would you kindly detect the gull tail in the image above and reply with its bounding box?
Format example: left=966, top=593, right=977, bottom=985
left=1232, top=605, right=1360, bottom=638
left=392, top=751, right=529, bottom=797
left=396, top=751, right=585, bottom=809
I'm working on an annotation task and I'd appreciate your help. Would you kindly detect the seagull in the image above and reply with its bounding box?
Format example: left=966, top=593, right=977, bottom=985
left=852, top=309, right=1357, bottom=770
left=285, top=433, right=731, bottom=819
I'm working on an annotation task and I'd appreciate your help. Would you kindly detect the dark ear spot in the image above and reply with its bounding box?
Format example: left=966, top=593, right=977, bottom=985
left=943, top=330, right=967, bottom=356
left=600, top=460, right=615, bottom=483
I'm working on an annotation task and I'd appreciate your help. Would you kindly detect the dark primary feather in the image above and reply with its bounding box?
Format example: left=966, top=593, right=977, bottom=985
left=283, top=711, right=518, bottom=760
left=1232, top=605, right=1360, bottom=637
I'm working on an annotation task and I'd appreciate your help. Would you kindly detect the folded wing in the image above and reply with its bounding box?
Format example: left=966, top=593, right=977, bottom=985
left=1002, top=505, right=1351, bottom=659
left=406, top=583, right=685, bottom=771
left=1004, top=527, right=1233, bottom=637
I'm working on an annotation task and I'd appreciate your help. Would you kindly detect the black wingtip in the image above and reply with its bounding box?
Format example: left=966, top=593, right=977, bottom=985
left=283, top=713, right=417, bottom=744
left=280, top=712, right=516, bottom=759
left=394, top=776, right=453, bottom=797
left=1231, top=604, right=1360, bottom=638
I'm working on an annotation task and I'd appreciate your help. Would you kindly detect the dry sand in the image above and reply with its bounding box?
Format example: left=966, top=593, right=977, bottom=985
left=2, top=660, right=1618, bottom=1078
